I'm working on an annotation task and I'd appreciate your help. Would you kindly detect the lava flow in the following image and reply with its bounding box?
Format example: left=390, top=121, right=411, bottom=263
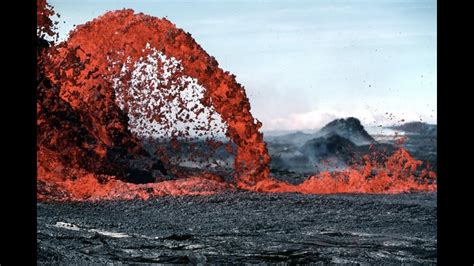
left=239, top=148, right=436, bottom=194
left=37, top=0, right=436, bottom=201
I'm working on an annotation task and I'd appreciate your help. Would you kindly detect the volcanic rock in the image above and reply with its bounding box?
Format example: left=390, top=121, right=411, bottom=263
left=318, top=117, right=375, bottom=145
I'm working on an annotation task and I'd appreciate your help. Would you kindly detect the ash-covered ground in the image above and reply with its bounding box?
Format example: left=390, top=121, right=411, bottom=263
left=38, top=192, right=436, bottom=264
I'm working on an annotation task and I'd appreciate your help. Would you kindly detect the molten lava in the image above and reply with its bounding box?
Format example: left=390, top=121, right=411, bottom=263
left=37, top=1, right=436, bottom=201
left=239, top=148, right=436, bottom=194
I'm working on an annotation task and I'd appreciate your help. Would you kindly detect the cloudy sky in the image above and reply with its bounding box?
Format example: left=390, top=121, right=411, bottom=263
left=49, top=0, right=437, bottom=131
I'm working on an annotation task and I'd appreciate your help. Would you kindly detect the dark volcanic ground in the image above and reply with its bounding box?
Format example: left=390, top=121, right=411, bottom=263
left=38, top=192, right=437, bottom=264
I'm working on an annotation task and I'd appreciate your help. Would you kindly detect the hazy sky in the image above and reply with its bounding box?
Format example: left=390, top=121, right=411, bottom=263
left=49, top=0, right=437, bottom=131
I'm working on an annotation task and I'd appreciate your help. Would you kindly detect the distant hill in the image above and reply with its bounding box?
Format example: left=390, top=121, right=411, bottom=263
left=267, top=118, right=376, bottom=174
left=265, top=117, right=375, bottom=146
left=389, top=122, right=437, bottom=136
left=266, top=118, right=437, bottom=176
left=318, top=117, right=375, bottom=145
left=266, top=131, right=315, bottom=146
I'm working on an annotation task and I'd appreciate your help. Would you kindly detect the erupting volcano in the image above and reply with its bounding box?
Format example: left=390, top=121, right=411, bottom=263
left=37, top=0, right=436, bottom=201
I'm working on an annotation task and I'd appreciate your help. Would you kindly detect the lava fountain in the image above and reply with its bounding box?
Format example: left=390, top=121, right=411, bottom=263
left=37, top=1, right=436, bottom=201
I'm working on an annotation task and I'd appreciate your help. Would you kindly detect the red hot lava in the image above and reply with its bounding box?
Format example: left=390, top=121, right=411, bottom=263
left=239, top=148, right=436, bottom=194
left=37, top=1, right=436, bottom=201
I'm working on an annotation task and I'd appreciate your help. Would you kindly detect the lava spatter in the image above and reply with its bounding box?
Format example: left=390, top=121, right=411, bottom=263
left=53, top=9, right=271, bottom=186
